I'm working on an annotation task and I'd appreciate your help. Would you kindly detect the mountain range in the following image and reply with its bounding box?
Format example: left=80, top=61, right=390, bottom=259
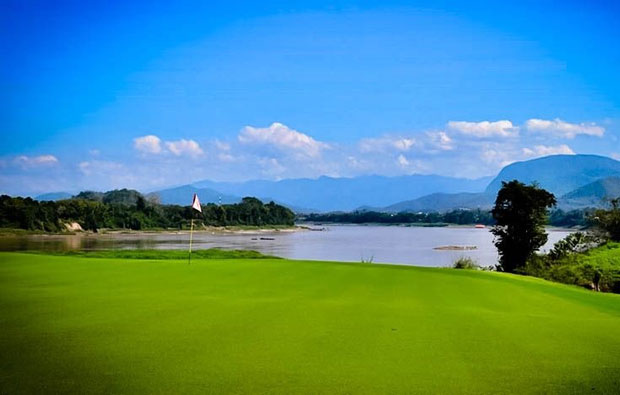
left=154, top=174, right=492, bottom=212
left=379, top=155, right=620, bottom=212
left=35, top=154, right=620, bottom=213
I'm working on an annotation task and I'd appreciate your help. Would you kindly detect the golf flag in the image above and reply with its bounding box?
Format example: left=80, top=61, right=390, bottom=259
left=191, top=193, right=202, bottom=213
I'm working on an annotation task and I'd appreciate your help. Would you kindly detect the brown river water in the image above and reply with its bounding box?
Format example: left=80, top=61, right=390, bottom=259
left=0, top=225, right=573, bottom=267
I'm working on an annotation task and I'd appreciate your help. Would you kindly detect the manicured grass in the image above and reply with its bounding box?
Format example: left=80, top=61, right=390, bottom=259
left=26, top=248, right=279, bottom=260
left=1, top=252, right=619, bottom=394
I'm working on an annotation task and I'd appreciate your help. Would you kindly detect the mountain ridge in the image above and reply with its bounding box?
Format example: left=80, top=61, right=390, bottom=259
left=32, top=154, right=620, bottom=213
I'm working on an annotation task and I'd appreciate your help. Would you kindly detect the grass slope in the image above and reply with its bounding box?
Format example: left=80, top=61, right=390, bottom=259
left=1, top=252, right=620, bottom=394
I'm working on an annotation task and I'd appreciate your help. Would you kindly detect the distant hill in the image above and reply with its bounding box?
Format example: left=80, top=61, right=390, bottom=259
left=376, top=155, right=620, bottom=212
left=381, top=192, right=493, bottom=213
left=559, top=176, right=620, bottom=208
left=73, top=191, right=105, bottom=201
left=146, top=185, right=241, bottom=206
left=147, top=185, right=317, bottom=213
left=35, top=192, right=72, bottom=201
left=485, top=155, right=620, bottom=196
left=190, top=174, right=492, bottom=212
left=74, top=189, right=144, bottom=206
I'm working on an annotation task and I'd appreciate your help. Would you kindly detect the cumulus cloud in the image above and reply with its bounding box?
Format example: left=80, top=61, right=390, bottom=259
left=425, top=131, right=454, bottom=151
left=359, top=136, right=416, bottom=153
left=257, top=157, right=286, bottom=177
left=239, top=122, right=329, bottom=157
left=133, top=135, right=162, bottom=154
left=360, top=132, right=454, bottom=154
left=14, top=155, right=59, bottom=169
left=165, top=139, right=204, bottom=158
left=447, top=120, right=518, bottom=138
left=525, top=118, right=604, bottom=138
left=480, top=148, right=517, bottom=168
left=522, top=144, right=575, bottom=157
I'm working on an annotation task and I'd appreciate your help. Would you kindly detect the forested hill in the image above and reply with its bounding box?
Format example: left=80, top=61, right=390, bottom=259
left=0, top=193, right=295, bottom=232
left=485, top=154, right=620, bottom=196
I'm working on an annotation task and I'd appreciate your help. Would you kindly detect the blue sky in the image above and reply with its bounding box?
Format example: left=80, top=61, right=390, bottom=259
left=1, top=0, right=619, bottom=195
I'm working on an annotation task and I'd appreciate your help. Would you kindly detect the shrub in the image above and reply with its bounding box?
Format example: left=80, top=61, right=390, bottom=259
left=453, top=257, right=479, bottom=270
left=524, top=242, right=620, bottom=293
left=548, top=232, right=603, bottom=260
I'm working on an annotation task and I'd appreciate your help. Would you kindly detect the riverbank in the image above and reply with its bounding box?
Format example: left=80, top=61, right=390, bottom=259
left=0, top=225, right=305, bottom=237
left=1, top=251, right=619, bottom=394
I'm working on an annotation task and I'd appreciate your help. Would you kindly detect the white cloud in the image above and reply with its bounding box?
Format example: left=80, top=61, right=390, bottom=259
left=522, top=144, right=575, bottom=158
left=525, top=118, right=604, bottom=138
left=215, top=140, right=231, bottom=151
left=447, top=120, right=518, bottom=138
left=218, top=153, right=236, bottom=162
left=239, top=122, right=328, bottom=157
left=133, top=135, right=162, bottom=154
left=425, top=131, right=454, bottom=151
left=14, top=155, right=59, bottom=169
left=394, top=155, right=431, bottom=173
left=257, top=157, right=286, bottom=177
left=165, top=139, right=204, bottom=158
left=78, top=160, right=124, bottom=176
left=359, top=136, right=416, bottom=153
left=480, top=149, right=516, bottom=168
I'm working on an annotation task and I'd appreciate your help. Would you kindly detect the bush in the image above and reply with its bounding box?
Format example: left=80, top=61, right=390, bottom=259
left=548, top=232, right=603, bottom=260
left=453, top=257, right=479, bottom=270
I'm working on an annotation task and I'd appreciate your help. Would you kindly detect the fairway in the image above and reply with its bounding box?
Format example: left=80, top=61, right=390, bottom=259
left=1, top=252, right=620, bottom=394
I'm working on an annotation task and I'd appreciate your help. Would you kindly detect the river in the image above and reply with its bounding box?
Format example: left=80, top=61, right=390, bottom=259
left=0, top=225, right=573, bottom=267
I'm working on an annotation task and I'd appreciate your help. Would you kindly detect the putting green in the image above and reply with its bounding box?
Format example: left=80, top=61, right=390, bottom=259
left=1, top=252, right=619, bottom=394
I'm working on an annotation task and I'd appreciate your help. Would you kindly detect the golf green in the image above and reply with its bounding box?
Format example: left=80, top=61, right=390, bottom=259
left=1, top=252, right=619, bottom=394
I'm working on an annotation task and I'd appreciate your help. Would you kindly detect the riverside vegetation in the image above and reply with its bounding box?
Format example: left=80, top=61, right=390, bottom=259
left=0, top=191, right=295, bottom=232
left=1, top=189, right=593, bottom=234
left=454, top=182, right=620, bottom=294
left=519, top=198, right=620, bottom=293
left=303, top=207, right=592, bottom=227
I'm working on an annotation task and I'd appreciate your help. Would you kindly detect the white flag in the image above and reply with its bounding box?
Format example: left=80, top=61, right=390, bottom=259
left=191, top=193, right=202, bottom=213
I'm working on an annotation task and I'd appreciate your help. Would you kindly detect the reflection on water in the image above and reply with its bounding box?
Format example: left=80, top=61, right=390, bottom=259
left=0, top=225, right=572, bottom=267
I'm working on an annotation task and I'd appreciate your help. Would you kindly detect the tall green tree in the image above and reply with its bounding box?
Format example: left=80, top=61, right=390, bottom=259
left=593, top=198, right=620, bottom=241
left=491, top=180, right=556, bottom=273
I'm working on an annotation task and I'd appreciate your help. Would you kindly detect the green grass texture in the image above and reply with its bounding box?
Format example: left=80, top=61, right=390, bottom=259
left=1, top=252, right=619, bottom=394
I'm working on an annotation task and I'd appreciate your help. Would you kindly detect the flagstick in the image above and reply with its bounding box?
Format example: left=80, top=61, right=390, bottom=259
left=188, top=217, right=194, bottom=264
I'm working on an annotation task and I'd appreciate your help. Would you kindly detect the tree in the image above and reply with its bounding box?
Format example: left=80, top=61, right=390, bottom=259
left=491, top=180, right=556, bottom=273
left=593, top=198, right=620, bottom=241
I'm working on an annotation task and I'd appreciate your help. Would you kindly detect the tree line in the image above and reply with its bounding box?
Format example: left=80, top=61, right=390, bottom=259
left=0, top=191, right=295, bottom=232
left=302, top=208, right=590, bottom=227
